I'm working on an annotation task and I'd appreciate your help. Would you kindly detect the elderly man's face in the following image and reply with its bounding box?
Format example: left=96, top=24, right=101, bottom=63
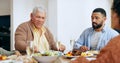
left=31, top=11, right=46, bottom=29
left=91, top=12, right=106, bottom=29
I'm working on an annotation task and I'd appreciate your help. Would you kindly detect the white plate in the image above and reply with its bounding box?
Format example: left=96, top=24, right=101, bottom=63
left=86, top=50, right=99, bottom=55
left=63, top=55, right=79, bottom=59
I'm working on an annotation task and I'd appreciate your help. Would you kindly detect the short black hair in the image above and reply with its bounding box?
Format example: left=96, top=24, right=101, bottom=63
left=93, top=8, right=106, bottom=17
left=112, top=0, right=120, bottom=17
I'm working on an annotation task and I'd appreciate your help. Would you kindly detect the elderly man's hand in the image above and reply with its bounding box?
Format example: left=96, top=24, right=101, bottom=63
left=59, top=44, right=66, bottom=52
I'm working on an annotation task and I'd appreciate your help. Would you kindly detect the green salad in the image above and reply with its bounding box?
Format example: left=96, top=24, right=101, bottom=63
left=32, top=50, right=62, bottom=56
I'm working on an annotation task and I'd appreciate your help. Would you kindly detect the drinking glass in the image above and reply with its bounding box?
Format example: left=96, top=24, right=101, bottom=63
left=70, top=39, right=75, bottom=51
left=26, top=41, right=34, bottom=56
left=56, top=41, right=61, bottom=51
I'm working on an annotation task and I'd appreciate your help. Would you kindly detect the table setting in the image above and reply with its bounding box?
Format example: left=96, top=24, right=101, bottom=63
left=0, top=40, right=99, bottom=63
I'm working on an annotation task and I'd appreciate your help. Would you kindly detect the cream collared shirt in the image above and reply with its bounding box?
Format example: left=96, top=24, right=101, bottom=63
left=33, top=26, right=50, bottom=52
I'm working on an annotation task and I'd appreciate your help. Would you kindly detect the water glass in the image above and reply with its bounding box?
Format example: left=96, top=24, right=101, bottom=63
left=26, top=41, right=34, bottom=56
left=56, top=41, right=61, bottom=51
left=70, top=39, right=75, bottom=51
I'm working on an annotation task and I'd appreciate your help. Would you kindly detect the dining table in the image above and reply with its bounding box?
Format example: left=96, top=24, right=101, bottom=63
left=0, top=55, right=96, bottom=63
left=0, top=50, right=98, bottom=63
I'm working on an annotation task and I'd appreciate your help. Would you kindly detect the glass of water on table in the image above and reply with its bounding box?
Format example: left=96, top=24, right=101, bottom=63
left=70, top=39, right=75, bottom=52
left=56, top=41, right=61, bottom=51
left=26, top=41, right=34, bottom=56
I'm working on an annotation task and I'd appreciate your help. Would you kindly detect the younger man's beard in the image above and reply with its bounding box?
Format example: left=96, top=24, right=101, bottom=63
left=92, top=22, right=103, bottom=29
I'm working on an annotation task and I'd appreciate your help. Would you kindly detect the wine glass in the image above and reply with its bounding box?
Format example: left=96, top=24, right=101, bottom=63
left=26, top=41, right=34, bottom=56
left=70, top=39, right=75, bottom=51
left=56, top=41, right=61, bottom=51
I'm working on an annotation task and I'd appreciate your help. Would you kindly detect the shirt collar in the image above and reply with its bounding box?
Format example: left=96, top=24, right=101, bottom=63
left=33, top=25, right=46, bottom=34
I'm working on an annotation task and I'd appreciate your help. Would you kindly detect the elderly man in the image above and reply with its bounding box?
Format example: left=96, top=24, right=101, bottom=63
left=15, top=6, right=65, bottom=54
left=73, top=8, right=119, bottom=52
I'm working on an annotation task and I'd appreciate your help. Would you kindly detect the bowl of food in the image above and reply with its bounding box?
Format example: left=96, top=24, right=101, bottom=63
left=33, top=56, right=58, bottom=63
left=32, top=50, right=62, bottom=63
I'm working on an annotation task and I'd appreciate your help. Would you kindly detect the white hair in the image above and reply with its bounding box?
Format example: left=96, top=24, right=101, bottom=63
left=32, top=6, right=46, bottom=15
